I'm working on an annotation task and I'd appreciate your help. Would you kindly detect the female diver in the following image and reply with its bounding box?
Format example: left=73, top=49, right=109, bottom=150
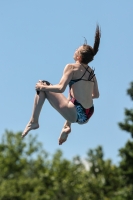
left=22, top=25, right=101, bottom=145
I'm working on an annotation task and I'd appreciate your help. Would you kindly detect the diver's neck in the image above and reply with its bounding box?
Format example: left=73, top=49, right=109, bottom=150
left=75, top=61, right=88, bottom=67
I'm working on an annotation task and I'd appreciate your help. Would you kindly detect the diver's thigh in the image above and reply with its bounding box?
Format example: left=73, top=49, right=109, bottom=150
left=45, top=91, right=77, bottom=122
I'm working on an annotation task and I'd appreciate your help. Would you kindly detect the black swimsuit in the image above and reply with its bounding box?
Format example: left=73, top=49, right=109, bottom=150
left=69, top=66, right=95, bottom=124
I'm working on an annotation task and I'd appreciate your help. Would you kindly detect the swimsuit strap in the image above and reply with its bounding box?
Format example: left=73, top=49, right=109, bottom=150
left=69, top=67, right=88, bottom=89
left=82, top=66, right=95, bottom=81
left=69, top=66, right=95, bottom=89
left=79, top=65, right=88, bottom=80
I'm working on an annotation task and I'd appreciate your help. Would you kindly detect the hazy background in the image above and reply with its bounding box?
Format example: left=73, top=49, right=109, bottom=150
left=0, top=0, right=133, bottom=164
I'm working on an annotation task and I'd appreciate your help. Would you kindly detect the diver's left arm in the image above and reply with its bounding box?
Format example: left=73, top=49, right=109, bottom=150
left=92, top=76, right=100, bottom=98
left=35, top=64, right=73, bottom=93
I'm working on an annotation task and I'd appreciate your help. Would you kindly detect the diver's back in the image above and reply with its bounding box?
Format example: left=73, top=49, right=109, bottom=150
left=70, top=63, right=94, bottom=108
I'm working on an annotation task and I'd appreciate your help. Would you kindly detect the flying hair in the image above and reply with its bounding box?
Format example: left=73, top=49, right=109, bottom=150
left=79, top=25, right=101, bottom=64
left=83, top=37, right=87, bottom=45
left=93, top=24, right=101, bottom=56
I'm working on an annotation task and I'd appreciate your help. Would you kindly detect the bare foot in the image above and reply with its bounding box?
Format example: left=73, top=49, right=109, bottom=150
left=22, top=122, right=39, bottom=138
left=58, top=126, right=71, bottom=145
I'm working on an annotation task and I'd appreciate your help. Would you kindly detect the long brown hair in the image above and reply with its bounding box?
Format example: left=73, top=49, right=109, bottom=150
left=79, top=25, right=101, bottom=64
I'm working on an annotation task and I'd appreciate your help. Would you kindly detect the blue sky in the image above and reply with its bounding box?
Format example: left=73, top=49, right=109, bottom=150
left=0, top=0, right=133, bottom=164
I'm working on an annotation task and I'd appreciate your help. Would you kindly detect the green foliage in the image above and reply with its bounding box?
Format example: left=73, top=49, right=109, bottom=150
left=127, top=82, right=133, bottom=100
left=85, top=146, right=122, bottom=200
left=0, top=131, right=122, bottom=200
left=119, top=141, right=133, bottom=184
left=118, top=108, right=133, bottom=137
left=0, top=131, right=90, bottom=200
left=118, top=82, right=133, bottom=137
left=118, top=81, right=133, bottom=200
left=0, top=130, right=49, bottom=200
